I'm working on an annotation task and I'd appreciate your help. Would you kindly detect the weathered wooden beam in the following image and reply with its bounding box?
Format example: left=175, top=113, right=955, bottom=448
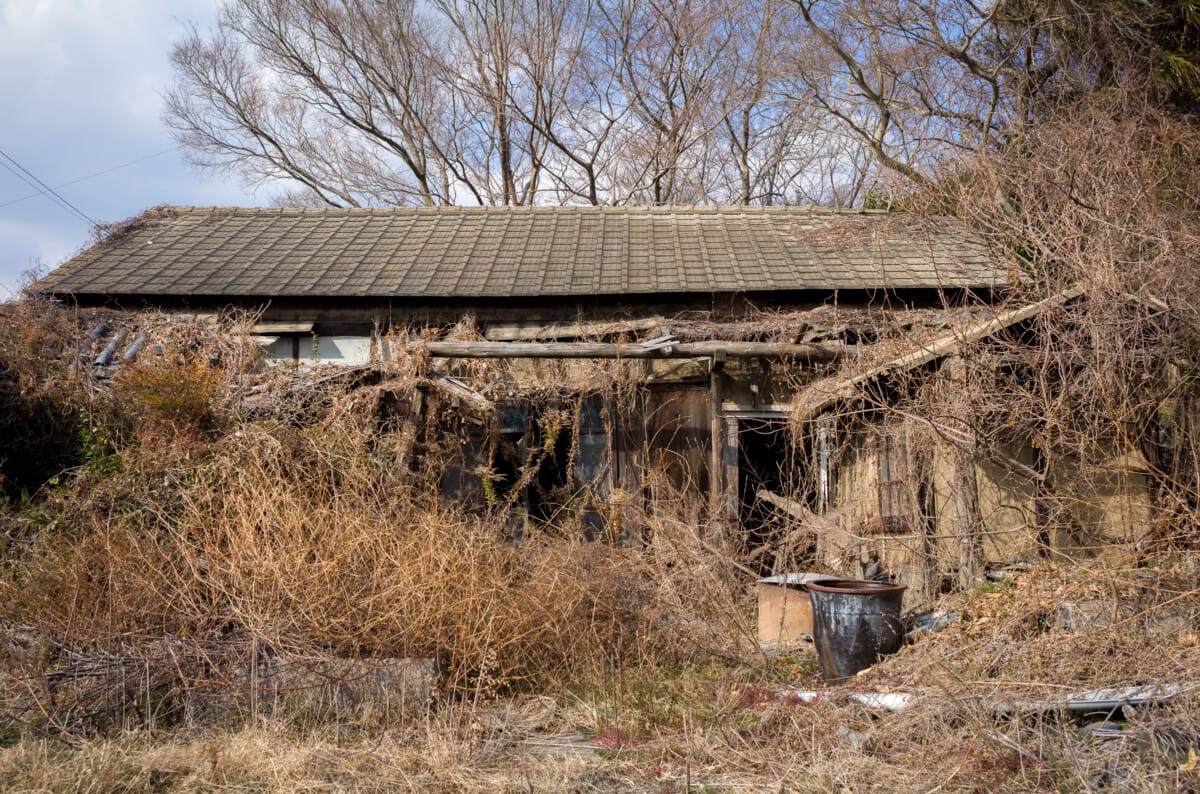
left=420, top=340, right=842, bottom=361
left=426, top=374, right=494, bottom=415
left=755, top=489, right=838, bottom=530
left=793, top=284, right=1086, bottom=420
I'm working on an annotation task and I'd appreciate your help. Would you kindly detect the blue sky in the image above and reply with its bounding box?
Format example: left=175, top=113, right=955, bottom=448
left=0, top=0, right=261, bottom=298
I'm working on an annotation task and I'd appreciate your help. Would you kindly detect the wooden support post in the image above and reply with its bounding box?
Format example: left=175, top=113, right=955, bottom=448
left=915, top=445, right=940, bottom=603
left=951, top=443, right=983, bottom=589
left=709, top=353, right=725, bottom=524
left=723, top=417, right=740, bottom=525
left=945, top=356, right=984, bottom=589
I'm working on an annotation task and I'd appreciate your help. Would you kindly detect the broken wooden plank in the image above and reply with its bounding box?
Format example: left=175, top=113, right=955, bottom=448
left=777, top=681, right=1200, bottom=715
left=483, top=316, right=666, bottom=341
left=756, top=488, right=825, bottom=524
left=426, top=373, right=494, bottom=416
left=251, top=321, right=314, bottom=334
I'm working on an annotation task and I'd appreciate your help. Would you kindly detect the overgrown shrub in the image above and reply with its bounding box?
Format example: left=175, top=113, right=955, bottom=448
left=0, top=360, right=753, bottom=699
left=0, top=297, right=90, bottom=498
left=894, top=95, right=1200, bottom=558
left=112, top=358, right=225, bottom=436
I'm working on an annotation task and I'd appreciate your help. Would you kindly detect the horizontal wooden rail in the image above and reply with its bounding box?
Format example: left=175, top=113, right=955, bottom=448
left=419, top=340, right=843, bottom=362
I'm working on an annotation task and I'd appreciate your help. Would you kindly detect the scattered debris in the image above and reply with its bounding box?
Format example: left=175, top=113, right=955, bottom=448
left=774, top=681, right=1200, bottom=716
left=121, top=334, right=146, bottom=364
left=2, top=634, right=438, bottom=735
left=778, top=688, right=915, bottom=712
left=837, top=726, right=873, bottom=753
left=906, top=610, right=959, bottom=638
left=94, top=332, right=123, bottom=367
left=1056, top=599, right=1117, bottom=633
left=1000, top=682, right=1200, bottom=715
left=985, top=562, right=1031, bottom=584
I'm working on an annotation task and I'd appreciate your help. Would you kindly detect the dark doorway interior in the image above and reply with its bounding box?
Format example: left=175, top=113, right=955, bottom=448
left=737, top=418, right=812, bottom=574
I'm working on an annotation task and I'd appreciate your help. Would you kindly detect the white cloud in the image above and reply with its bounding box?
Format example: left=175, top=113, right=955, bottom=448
left=0, top=214, right=77, bottom=299
left=0, top=0, right=256, bottom=287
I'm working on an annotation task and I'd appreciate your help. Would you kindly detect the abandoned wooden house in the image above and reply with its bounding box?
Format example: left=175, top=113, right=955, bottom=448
left=38, top=205, right=1152, bottom=595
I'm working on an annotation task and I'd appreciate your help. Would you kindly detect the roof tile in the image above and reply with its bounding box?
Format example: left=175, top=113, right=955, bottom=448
left=40, top=205, right=1003, bottom=299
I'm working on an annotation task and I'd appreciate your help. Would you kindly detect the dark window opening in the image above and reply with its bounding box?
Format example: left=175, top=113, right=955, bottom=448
left=529, top=413, right=573, bottom=524
left=438, top=419, right=489, bottom=510
left=484, top=395, right=614, bottom=540
left=576, top=394, right=609, bottom=540
left=492, top=402, right=530, bottom=530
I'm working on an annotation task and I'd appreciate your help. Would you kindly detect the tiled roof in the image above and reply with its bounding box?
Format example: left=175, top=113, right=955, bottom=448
left=39, top=205, right=1004, bottom=299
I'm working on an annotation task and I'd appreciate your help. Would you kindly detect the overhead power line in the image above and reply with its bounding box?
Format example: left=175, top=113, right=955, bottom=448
left=0, top=146, right=101, bottom=229
left=0, top=145, right=183, bottom=211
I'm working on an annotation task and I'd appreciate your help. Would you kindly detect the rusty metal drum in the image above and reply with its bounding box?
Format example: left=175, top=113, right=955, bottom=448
left=807, top=579, right=906, bottom=684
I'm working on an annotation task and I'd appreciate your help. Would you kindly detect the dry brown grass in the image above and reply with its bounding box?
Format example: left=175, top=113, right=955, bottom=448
left=0, top=721, right=604, bottom=793
left=5, top=590, right=1198, bottom=794
left=0, top=321, right=761, bottom=729
left=3, top=306, right=1199, bottom=792
left=4, top=300, right=1199, bottom=791
left=0, top=426, right=719, bottom=694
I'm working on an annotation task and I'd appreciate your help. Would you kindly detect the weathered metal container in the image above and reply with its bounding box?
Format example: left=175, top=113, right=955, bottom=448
left=808, top=579, right=906, bottom=684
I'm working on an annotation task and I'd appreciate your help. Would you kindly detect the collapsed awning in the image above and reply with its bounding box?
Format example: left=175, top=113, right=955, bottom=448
left=794, top=285, right=1085, bottom=421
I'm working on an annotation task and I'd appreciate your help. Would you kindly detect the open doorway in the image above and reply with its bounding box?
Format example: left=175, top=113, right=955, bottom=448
left=736, top=417, right=815, bottom=574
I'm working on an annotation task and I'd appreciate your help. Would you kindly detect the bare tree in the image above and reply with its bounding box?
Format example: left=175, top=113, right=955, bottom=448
left=429, top=0, right=556, bottom=204
left=783, top=0, right=1200, bottom=186
left=695, top=0, right=872, bottom=206
left=595, top=0, right=736, bottom=204
left=709, top=0, right=799, bottom=205
left=167, top=0, right=454, bottom=206
left=168, top=0, right=622, bottom=206
left=784, top=0, right=1013, bottom=186
left=506, top=0, right=626, bottom=206
left=178, top=0, right=1177, bottom=206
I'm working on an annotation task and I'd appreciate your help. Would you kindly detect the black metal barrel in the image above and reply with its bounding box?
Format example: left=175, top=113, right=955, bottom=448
left=808, top=579, right=906, bottom=684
